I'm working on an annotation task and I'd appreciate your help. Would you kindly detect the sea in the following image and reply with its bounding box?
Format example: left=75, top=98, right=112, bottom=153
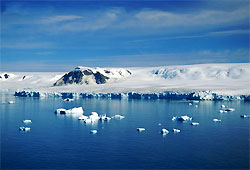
left=1, top=92, right=249, bottom=169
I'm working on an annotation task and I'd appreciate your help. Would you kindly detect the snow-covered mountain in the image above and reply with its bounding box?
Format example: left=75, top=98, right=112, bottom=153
left=54, top=66, right=132, bottom=86
left=1, top=63, right=249, bottom=96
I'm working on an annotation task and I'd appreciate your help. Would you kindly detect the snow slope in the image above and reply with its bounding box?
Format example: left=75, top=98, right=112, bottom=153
left=1, top=63, right=249, bottom=95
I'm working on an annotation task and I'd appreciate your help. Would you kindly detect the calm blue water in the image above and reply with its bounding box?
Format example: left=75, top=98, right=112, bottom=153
left=1, top=93, right=249, bottom=169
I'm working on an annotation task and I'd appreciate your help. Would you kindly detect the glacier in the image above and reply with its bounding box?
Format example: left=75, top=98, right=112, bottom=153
left=1, top=63, right=249, bottom=101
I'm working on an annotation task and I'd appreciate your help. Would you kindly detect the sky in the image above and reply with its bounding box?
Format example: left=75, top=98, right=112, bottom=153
left=1, top=0, right=249, bottom=71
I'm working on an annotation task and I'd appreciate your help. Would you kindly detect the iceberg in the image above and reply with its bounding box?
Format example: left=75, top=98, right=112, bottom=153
left=161, top=128, right=169, bottom=134
left=63, top=98, right=74, bottom=102
left=137, top=128, right=145, bottom=132
left=66, top=107, right=84, bottom=114
left=90, top=130, right=98, bottom=134
left=224, top=108, right=235, bottom=112
left=89, top=112, right=100, bottom=122
left=19, top=127, right=30, bottom=131
left=78, top=115, right=88, bottom=120
left=105, top=117, right=111, bottom=121
left=172, top=115, right=192, bottom=122
left=84, top=118, right=92, bottom=124
left=221, top=104, right=226, bottom=108
left=23, top=120, right=32, bottom=124
left=191, top=122, right=199, bottom=126
left=55, top=107, right=84, bottom=114
left=240, top=115, right=250, bottom=118
left=99, top=114, right=107, bottom=121
left=219, top=110, right=225, bottom=113
left=173, top=128, right=181, bottom=133
left=8, top=101, right=14, bottom=104
left=213, top=118, right=221, bottom=122
left=112, top=115, right=125, bottom=119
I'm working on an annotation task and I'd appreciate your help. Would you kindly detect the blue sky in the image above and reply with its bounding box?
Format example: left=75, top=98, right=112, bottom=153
left=1, top=0, right=249, bottom=71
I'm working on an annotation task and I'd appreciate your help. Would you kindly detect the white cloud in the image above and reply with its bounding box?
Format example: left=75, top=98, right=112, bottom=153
left=1, top=42, right=54, bottom=49
left=40, top=15, right=82, bottom=24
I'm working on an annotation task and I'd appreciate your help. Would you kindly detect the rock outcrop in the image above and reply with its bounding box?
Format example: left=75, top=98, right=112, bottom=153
left=53, top=66, right=132, bottom=86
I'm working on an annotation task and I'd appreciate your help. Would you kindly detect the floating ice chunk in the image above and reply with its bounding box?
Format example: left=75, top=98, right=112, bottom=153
left=177, top=115, right=192, bottom=121
left=89, top=112, right=100, bottom=122
left=105, top=117, right=111, bottom=121
left=63, top=98, right=74, bottom=102
left=240, top=115, right=250, bottom=118
left=161, top=128, right=169, bottom=134
left=195, top=105, right=198, bottom=108
left=173, top=128, right=181, bottom=133
left=90, top=130, right=98, bottom=134
left=23, top=120, right=32, bottom=124
left=213, top=118, right=221, bottom=122
left=193, top=101, right=199, bottom=103
left=91, top=112, right=99, bottom=116
left=191, top=122, right=199, bottom=126
left=8, top=101, right=14, bottom=104
left=172, top=115, right=192, bottom=121
left=172, top=116, right=177, bottom=121
left=78, top=115, right=88, bottom=120
left=84, top=118, right=92, bottom=123
left=221, top=104, right=226, bottom=108
left=55, top=108, right=67, bottom=114
left=189, top=103, right=192, bottom=106
left=158, top=123, right=162, bottom=126
left=224, top=108, right=235, bottom=112
left=219, top=110, right=224, bottom=113
left=19, top=127, right=30, bottom=131
left=99, top=114, right=107, bottom=121
left=66, top=107, right=84, bottom=114
left=137, top=128, right=145, bottom=132
left=113, top=115, right=125, bottom=119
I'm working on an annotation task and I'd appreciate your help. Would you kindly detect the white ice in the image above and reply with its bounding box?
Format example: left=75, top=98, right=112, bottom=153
left=173, top=128, right=181, bottom=133
left=23, top=120, right=32, bottom=124
left=137, top=128, right=145, bottom=132
left=161, top=128, right=169, bottom=134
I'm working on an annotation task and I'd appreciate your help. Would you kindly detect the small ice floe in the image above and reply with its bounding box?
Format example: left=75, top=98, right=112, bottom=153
left=23, top=120, right=32, bottom=124
left=84, top=118, right=92, bottom=124
left=8, top=101, right=14, bottom=104
left=221, top=104, right=226, bottom=108
left=240, top=115, right=250, bottom=118
left=195, top=105, right=198, bottom=108
left=191, top=122, right=199, bottom=126
left=105, top=117, right=111, bottom=121
left=55, top=107, right=84, bottom=114
left=63, top=98, right=74, bottom=102
left=158, top=123, right=162, bottom=126
left=161, top=128, right=169, bottom=134
left=99, top=114, right=107, bottom=121
left=137, top=128, right=145, bottom=132
left=19, top=127, right=30, bottom=131
left=90, top=130, right=98, bottom=134
left=172, top=115, right=192, bottom=122
left=67, top=107, right=84, bottom=114
left=78, top=115, right=88, bottom=120
left=193, top=101, right=199, bottom=103
left=213, top=119, right=221, bottom=122
left=89, top=112, right=100, bottom=122
left=219, top=110, right=224, bottom=113
left=112, top=114, right=125, bottom=120
left=173, top=128, right=181, bottom=133
left=224, top=108, right=235, bottom=112
left=188, top=103, right=192, bottom=106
